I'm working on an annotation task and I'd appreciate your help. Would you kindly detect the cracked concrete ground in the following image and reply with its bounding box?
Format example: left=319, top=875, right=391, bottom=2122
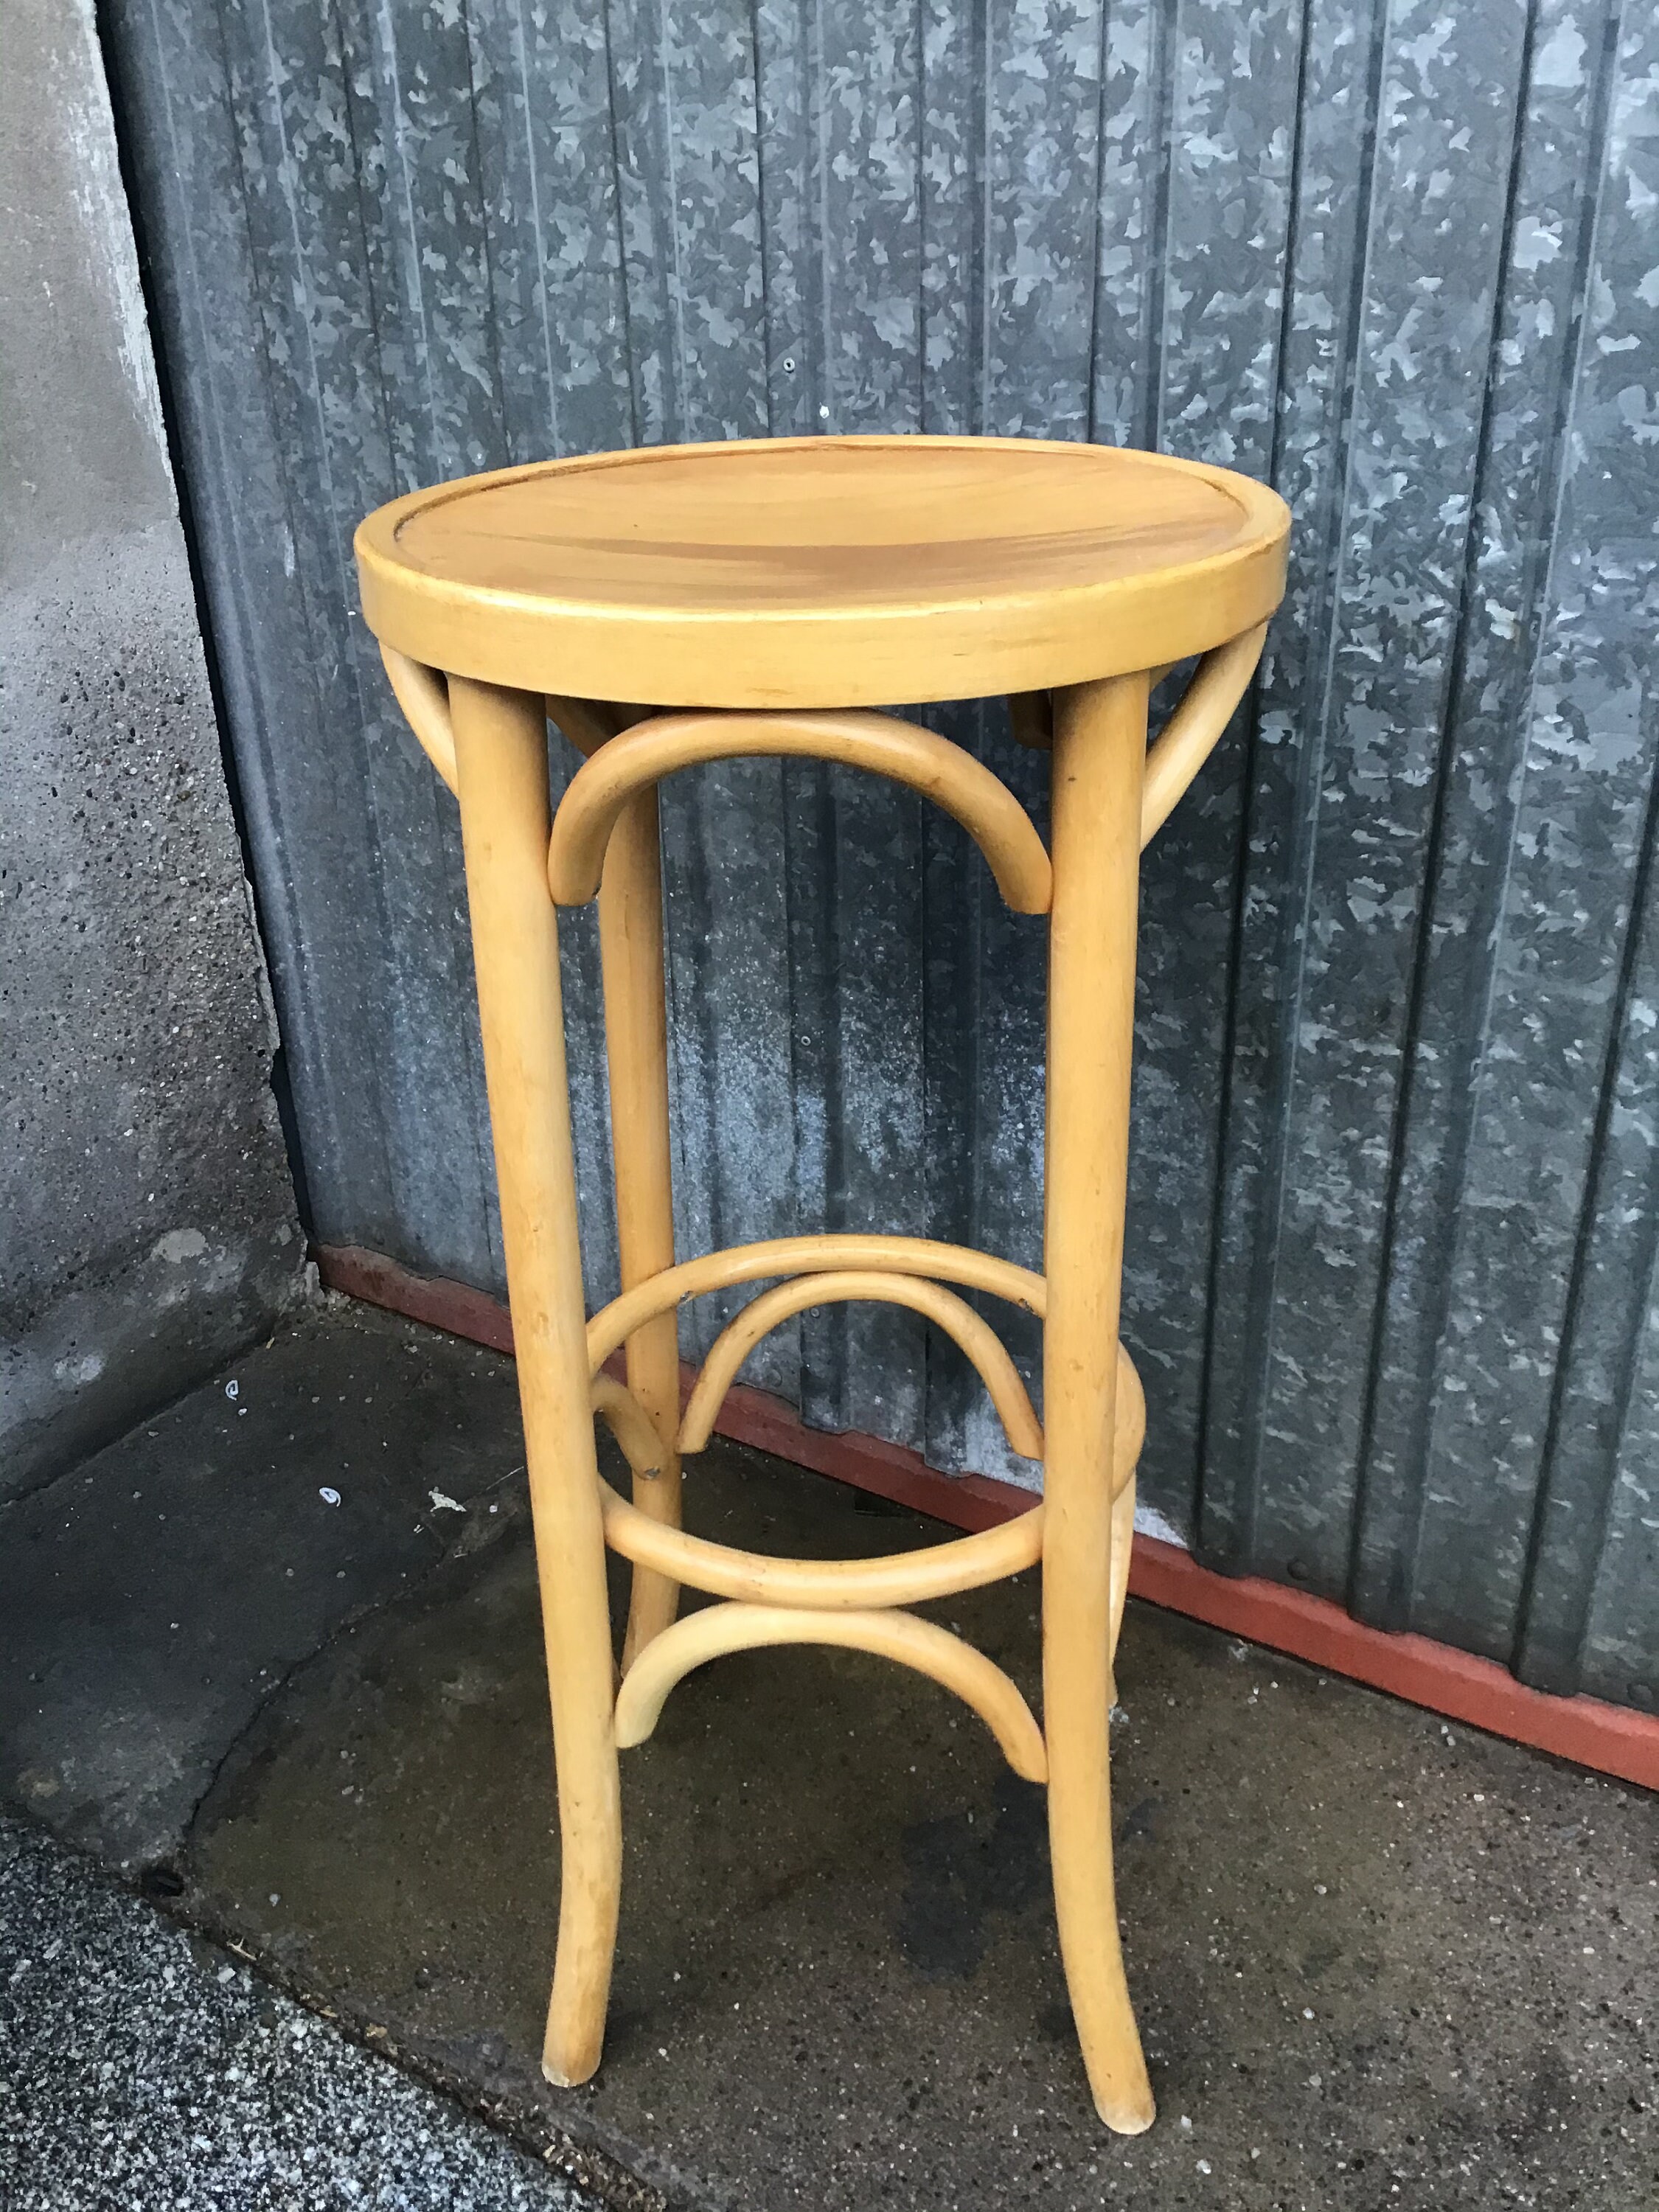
left=3, top=1299, right=1658, bottom=2209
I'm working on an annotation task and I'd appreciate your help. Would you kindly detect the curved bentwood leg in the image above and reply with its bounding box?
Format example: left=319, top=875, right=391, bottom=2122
left=1107, top=1348, right=1146, bottom=1697
left=597, top=780, right=684, bottom=1669
left=1107, top=1469, right=1138, bottom=1703
left=450, top=678, right=622, bottom=2089
left=1043, top=672, right=1156, bottom=2132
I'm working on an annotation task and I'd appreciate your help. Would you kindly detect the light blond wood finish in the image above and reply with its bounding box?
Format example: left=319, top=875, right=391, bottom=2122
left=597, top=1467, right=1044, bottom=1609
left=1106, top=1334, right=1147, bottom=1691
left=545, top=691, right=679, bottom=1662
left=613, top=1603, right=1048, bottom=1783
left=1042, top=671, right=1156, bottom=2132
left=598, top=1323, right=1141, bottom=1614
left=1008, top=690, right=1054, bottom=751
left=381, top=645, right=458, bottom=793
left=1109, top=1471, right=1138, bottom=1682
left=586, top=1229, right=1144, bottom=1498
left=1140, top=622, right=1268, bottom=849
left=585, top=1232, right=1043, bottom=1368
left=549, top=710, right=1052, bottom=915
left=546, top=682, right=687, bottom=1660
left=545, top=694, right=627, bottom=757
left=360, top=434, right=1290, bottom=2137
left=597, top=778, right=684, bottom=1669
left=384, top=612, right=1265, bottom=858
left=678, top=1269, right=1044, bottom=1461
left=1111, top=1334, right=1147, bottom=1482
left=357, top=437, right=1288, bottom=709
left=447, top=676, right=620, bottom=2093
left=1006, top=624, right=1265, bottom=835
left=590, top=1374, right=665, bottom=1481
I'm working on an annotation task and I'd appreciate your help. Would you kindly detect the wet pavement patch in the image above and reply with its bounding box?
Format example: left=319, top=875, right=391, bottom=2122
left=180, top=1512, right=1659, bottom=2210
left=4, top=1303, right=1658, bottom=2208
left=0, top=1300, right=529, bottom=1865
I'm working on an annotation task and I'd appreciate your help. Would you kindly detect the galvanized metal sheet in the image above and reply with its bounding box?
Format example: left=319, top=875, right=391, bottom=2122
left=105, top=0, right=1659, bottom=1703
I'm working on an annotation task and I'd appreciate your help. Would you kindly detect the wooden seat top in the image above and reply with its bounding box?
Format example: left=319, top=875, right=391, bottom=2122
left=356, top=436, right=1289, bottom=709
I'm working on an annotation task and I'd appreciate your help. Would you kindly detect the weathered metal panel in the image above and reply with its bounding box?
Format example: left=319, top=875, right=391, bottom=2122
left=1216, top=0, right=1541, bottom=1599
left=104, top=0, right=1659, bottom=1701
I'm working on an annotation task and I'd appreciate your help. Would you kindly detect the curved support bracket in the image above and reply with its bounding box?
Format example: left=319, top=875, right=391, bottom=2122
left=382, top=645, right=458, bottom=794
left=591, top=1376, right=664, bottom=1480
left=1008, top=691, right=1054, bottom=752
left=586, top=1232, right=1144, bottom=1499
left=1139, top=622, right=1267, bottom=849
left=613, top=1601, right=1048, bottom=1782
left=548, top=711, right=1053, bottom=914
left=680, top=1269, right=1043, bottom=1461
left=546, top=695, right=632, bottom=759
left=1008, top=624, right=1267, bottom=842
left=1114, top=1340, right=1146, bottom=1491
left=588, top=1234, right=1043, bottom=1372
left=382, top=657, right=636, bottom=789
left=597, top=1471, right=1045, bottom=1610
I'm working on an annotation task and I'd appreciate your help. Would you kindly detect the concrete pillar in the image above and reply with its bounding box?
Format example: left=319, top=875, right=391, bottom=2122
left=0, top=0, right=305, bottom=1494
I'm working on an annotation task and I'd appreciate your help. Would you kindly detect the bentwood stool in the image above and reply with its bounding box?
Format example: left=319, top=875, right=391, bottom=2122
left=355, top=437, right=1288, bottom=2132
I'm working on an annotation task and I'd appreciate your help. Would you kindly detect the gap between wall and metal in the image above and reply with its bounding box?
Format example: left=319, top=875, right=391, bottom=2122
left=316, top=1242, right=1659, bottom=1795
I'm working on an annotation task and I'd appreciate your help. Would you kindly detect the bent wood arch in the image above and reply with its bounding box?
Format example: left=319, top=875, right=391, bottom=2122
left=1137, top=621, right=1267, bottom=847
left=1004, top=620, right=1268, bottom=849
left=380, top=630, right=1268, bottom=863
left=613, top=1601, right=1048, bottom=1782
left=678, top=1268, right=1044, bottom=1461
left=546, top=711, right=1053, bottom=914
left=597, top=1470, right=1045, bottom=1609
left=381, top=659, right=639, bottom=790
left=586, top=1248, right=1146, bottom=1615
left=591, top=1374, right=664, bottom=1480
left=587, top=1233, right=1044, bottom=1368
left=585, top=1232, right=1144, bottom=1488
left=382, top=646, right=457, bottom=792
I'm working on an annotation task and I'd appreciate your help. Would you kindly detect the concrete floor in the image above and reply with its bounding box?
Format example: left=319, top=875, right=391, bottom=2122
left=4, top=1299, right=1658, bottom=2209
left=0, top=1815, right=596, bottom=2211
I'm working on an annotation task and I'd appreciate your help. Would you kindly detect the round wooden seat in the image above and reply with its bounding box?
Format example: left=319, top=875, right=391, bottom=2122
left=355, top=434, right=1288, bottom=708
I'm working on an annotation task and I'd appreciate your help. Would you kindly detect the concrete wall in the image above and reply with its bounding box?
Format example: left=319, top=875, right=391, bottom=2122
left=0, top=0, right=305, bottom=1496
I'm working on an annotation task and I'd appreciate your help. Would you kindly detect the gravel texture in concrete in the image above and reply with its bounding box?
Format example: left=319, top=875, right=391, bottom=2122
left=0, top=1815, right=595, bottom=2211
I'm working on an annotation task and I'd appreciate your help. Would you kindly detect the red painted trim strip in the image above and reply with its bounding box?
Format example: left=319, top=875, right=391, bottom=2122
left=317, top=1243, right=1659, bottom=1791
left=324, top=1244, right=515, bottom=1356
left=1127, top=1534, right=1659, bottom=1792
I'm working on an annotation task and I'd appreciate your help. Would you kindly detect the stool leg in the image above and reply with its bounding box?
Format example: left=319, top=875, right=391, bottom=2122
left=1108, top=1467, right=1138, bottom=1672
left=1107, top=1466, right=1137, bottom=1708
left=1043, top=671, right=1155, bottom=2134
left=598, top=786, right=683, bottom=1668
left=451, top=677, right=622, bottom=2088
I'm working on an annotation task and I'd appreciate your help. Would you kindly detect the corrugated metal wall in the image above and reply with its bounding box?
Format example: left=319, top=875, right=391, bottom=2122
left=104, top=0, right=1659, bottom=1707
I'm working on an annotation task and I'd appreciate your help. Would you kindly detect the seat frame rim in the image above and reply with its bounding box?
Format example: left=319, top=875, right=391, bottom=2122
left=356, top=434, right=1290, bottom=708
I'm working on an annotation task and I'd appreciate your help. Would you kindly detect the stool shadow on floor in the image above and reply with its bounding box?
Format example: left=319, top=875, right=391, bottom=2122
left=896, top=1773, right=1049, bottom=1981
